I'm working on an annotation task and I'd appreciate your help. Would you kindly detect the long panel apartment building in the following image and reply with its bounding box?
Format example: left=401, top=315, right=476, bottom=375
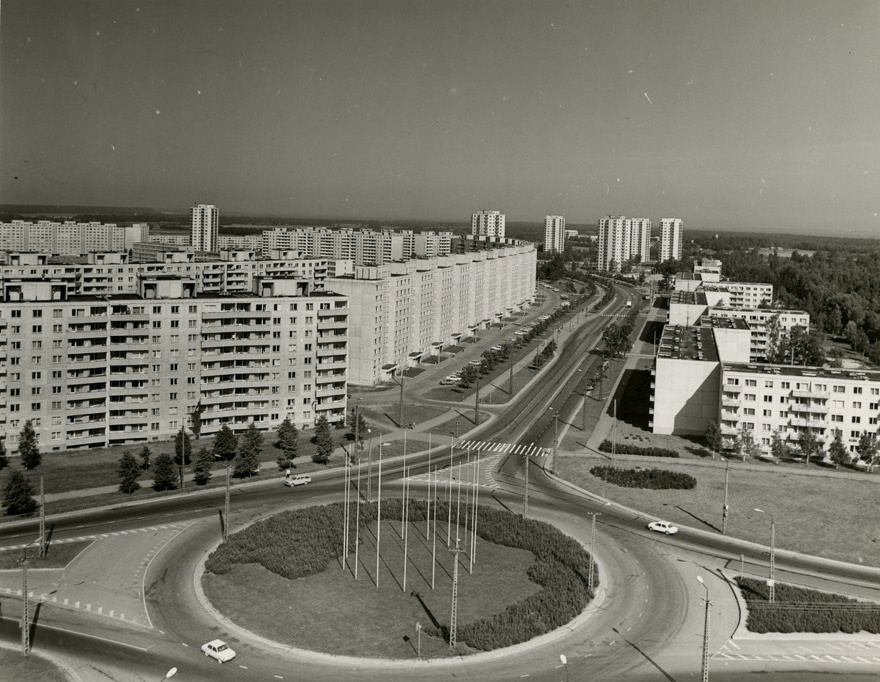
left=0, top=220, right=150, bottom=256
left=328, top=244, right=536, bottom=385
left=1, top=276, right=348, bottom=454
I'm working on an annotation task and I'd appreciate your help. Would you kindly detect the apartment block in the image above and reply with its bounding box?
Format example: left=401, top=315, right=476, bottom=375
left=1, top=276, right=348, bottom=454
left=693, top=258, right=722, bottom=282
left=659, top=218, right=683, bottom=263
left=0, top=221, right=149, bottom=255
left=701, top=282, right=773, bottom=308
left=471, top=210, right=506, bottom=239
left=543, top=216, right=566, bottom=254
left=0, top=251, right=329, bottom=297
left=596, top=216, right=650, bottom=271
left=191, top=204, right=219, bottom=252
left=328, top=244, right=536, bottom=385
left=262, top=227, right=409, bottom=265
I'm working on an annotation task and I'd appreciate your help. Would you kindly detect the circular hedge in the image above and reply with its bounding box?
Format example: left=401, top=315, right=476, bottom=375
left=205, top=499, right=597, bottom=653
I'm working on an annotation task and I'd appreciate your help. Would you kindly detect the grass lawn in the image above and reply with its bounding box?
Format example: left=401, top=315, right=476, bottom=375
left=556, top=453, right=880, bottom=566
left=203, top=519, right=540, bottom=659
left=0, top=541, right=92, bottom=570
left=0, top=650, right=69, bottom=682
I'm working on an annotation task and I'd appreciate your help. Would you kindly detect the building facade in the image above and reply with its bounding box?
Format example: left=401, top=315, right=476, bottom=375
left=0, top=277, right=348, bottom=454
left=659, top=218, right=683, bottom=263
left=471, top=210, right=506, bottom=239
left=191, top=204, right=219, bottom=252
left=0, top=221, right=149, bottom=256
left=596, top=216, right=651, bottom=271
left=328, top=244, right=536, bottom=385
left=543, top=215, right=566, bottom=254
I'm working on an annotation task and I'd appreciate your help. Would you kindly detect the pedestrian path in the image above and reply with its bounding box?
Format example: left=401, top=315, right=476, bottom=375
left=457, top=439, right=551, bottom=457
left=409, top=454, right=503, bottom=489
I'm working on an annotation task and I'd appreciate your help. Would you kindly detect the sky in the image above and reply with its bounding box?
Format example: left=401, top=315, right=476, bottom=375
left=2, top=1, right=880, bottom=235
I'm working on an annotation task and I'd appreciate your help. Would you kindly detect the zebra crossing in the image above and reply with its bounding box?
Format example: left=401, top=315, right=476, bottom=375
left=1, top=523, right=190, bottom=552
left=457, top=440, right=551, bottom=458
left=410, top=454, right=502, bottom=488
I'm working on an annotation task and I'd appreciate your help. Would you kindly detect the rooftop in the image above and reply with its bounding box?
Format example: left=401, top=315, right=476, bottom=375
left=670, top=290, right=708, bottom=305
left=723, top=363, right=880, bottom=383
left=698, top=315, right=750, bottom=331
left=657, top=325, right=719, bottom=362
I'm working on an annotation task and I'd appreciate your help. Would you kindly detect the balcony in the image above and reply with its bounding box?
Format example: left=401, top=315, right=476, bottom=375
left=66, top=402, right=107, bottom=415
left=720, top=424, right=739, bottom=436
left=66, top=430, right=107, bottom=446
left=202, top=310, right=271, bottom=321
left=792, top=389, right=830, bottom=400
left=721, top=397, right=740, bottom=408
left=316, top=386, right=346, bottom=399
left=318, top=318, right=348, bottom=331
left=317, top=346, right=346, bottom=358
left=67, top=373, right=108, bottom=384
left=789, top=418, right=826, bottom=429
left=788, top=403, right=828, bottom=415
left=722, top=384, right=742, bottom=394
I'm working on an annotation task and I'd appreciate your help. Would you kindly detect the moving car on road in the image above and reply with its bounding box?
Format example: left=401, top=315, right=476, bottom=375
left=202, top=639, right=236, bottom=663
left=283, top=474, right=312, bottom=487
left=647, top=520, right=679, bottom=535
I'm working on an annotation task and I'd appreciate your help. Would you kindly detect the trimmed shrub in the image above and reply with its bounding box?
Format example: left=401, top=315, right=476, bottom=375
left=598, top=440, right=678, bottom=458
left=591, top=466, right=696, bottom=490
left=736, top=577, right=880, bottom=634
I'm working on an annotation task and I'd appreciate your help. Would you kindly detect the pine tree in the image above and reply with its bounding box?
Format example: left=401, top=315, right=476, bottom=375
left=276, top=417, right=299, bottom=469
left=829, top=430, right=849, bottom=468
left=139, top=445, right=152, bottom=471
left=313, top=414, right=333, bottom=465
left=192, top=446, right=214, bottom=486
left=705, top=421, right=723, bottom=452
left=18, top=420, right=41, bottom=470
left=2, top=470, right=37, bottom=516
left=234, top=422, right=263, bottom=478
left=174, top=427, right=192, bottom=466
left=152, top=453, right=178, bottom=491
left=212, top=424, right=238, bottom=461
left=190, top=401, right=204, bottom=439
left=0, top=438, right=8, bottom=473
left=117, top=452, right=141, bottom=495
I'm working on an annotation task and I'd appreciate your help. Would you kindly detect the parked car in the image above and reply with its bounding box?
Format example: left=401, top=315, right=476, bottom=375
left=202, top=639, right=236, bottom=663
left=440, top=375, right=460, bottom=385
left=647, top=521, right=679, bottom=535
left=283, top=475, right=312, bottom=487
left=468, top=360, right=482, bottom=367
left=490, top=345, right=503, bottom=352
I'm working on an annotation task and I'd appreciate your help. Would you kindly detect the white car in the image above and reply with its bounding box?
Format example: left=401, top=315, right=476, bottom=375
left=647, top=521, right=679, bottom=535
left=283, top=475, right=312, bottom=487
left=440, top=375, right=461, bottom=385
left=202, top=639, right=236, bottom=663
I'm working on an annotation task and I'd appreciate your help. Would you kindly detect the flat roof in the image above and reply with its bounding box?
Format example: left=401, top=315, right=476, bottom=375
left=670, top=290, right=708, bottom=305
left=698, top=315, right=750, bottom=331
left=723, top=363, right=880, bottom=382
left=657, top=325, right=718, bottom=362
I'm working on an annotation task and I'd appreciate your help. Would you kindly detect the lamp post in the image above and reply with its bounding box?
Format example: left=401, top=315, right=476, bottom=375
left=696, top=576, right=711, bottom=682
left=375, top=442, right=389, bottom=589
left=754, top=508, right=776, bottom=604
left=721, top=460, right=730, bottom=535
left=588, top=512, right=600, bottom=592
left=20, top=537, right=40, bottom=656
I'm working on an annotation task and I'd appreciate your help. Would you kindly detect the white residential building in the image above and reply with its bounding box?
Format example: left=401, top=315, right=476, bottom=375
left=191, top=204, right=219, bottom=252
left=0, top=276, right=349, bottom=454
left=659, top=218, right=683, bottom=263
left=471, top=210, right=506, bottom=239
left=596, top=216, right=651, bottom=271
left=327, top=244, right=536, bottom=385
left=543, top=215, right=566, bottom=254
left=0, top=220, right=149, bottom=255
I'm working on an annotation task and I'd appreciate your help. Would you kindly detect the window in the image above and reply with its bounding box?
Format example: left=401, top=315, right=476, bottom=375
left=852, top=416, right=861, bottom=424
left=744, top=394, right=756, bottom=401
left=764, top=381, right=773, bottom=388
left=745, top=379, right=757, bottom=387
left=53, top=324, right=62, bottom=333
left=764, top=395, right=773, bottom=403
left=743, top=408, right=755, bottom=416
left=52, top=401, right=62, bottom=410
left=853, top=402, right=862, bottom=409
left=31, top=387, right=41, bottom=395
left=781, top=381, right=790, bottom=389
left=854, top=386, right=863, bottom=395
left=31, top=371, right=41, bottom=380
left=31, top=402, right=41, bottom=411
left=833, top=385, right=845, bottom=393
left=832, top=414, right=843, bottom=422
left=852, top=430, right=861, bottom=438
left=763, top=409, right=772, bottom=417
left=32, top=310, right=42, bottom=318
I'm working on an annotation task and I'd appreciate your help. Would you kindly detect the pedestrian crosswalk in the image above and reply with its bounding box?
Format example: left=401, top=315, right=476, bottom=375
left=457, top=440, right=551, bottom=457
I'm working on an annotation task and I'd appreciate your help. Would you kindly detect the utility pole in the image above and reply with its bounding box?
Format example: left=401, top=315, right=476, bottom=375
left=582, top=381, right=590, bottom=431
left=342, top=451, right=350, bottom=569
left=355, top=457, right=360, bottom=581
left=508, top=347, right=514, bottom=395
left=398, top=361, right=405, bottom=428
left=589, top=512, right=600, bottom=592
left=474, top=372, right=480, bottom=425
left=523, top=454, right=530, bottom=517
left=721, top=461, right=730, bottom=535
left=470, top=453, right=480, bottom=574
left=39, top=478, right=46, bottom=559
left=448, top=537, right=464, bottom=649
left=612, top=399, right=617, bottom=457
left=696, top=576, right=711, bottom=682
left=376, top=443, right=383, bottom=589
left=223, top=460, right=230, bottom=541
left=21, top=548, right=30, bottom=656
left=402, top=470, right=409, bottom=592
left=553, top=413, right=559, bottom=469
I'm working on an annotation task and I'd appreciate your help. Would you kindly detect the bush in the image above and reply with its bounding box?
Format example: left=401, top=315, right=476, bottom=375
left=736, top=577, right=880, bottom=634
left=205, top=501, right=597, bottom=652
left=598, top=440, right=678, bottom=458
left=591, top=466, right=696, bottom=490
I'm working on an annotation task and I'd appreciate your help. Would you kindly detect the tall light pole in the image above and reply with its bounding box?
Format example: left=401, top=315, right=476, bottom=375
left=589, top=512, right=600, bottom=592
left=523, top=453, right=530, bottom=517
left=398, top=360, right=405, bottom=428
left=754, top=508, right=776, bottom=603
left=448, top=537, right=464, bottom=649
left=721, top=460, right=730, bottom=535
left=39, top=477, right=46, bottom=558
left=355, top=456, right=361, bottom=580
left=696, top=576, right=711, bottom=682
left=223, top=460, right=230, bottom=541
left=21, top=537, right=40, bottom=656
left=376, top=442, right=387, bottom=589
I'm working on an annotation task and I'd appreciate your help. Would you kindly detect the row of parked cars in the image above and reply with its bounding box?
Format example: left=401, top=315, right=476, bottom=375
left=440, top=345, right=506, bottom=385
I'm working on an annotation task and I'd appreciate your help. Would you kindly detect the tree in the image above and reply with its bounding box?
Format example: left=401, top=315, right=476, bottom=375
left=2, top=470, right=37, bottom=516
left=857, top=432, right=878, bottom=466
left=234, top=422, right=263, bottom=478
left=174, top=427, right=192, bottom=466
left=797, top=428, right=820, bottom=464
left=276, top=417, right=299, bottom=469
left=0, top=438, right=8, bottom=473
left=117, top=452, right=141, bottom=495
left=347, top=408, right=367, bottom=445
left=735, top=425, right=761, bottom=460
left=312, top=414, right=333, bottom=465
left=190, top=401, right=205, bottom=439
left=705, top=421, right=723, bottom=452
left=152, top=453, right=178, bottom=492
left=212, top=424, right=238, bottom=461
left=828, top=430, right=849, bottom=468
left=192, top=446, right=214, bottom=486
left=770, top=430, right=789, bottom=461
left=139, top=445, right=152, bottom=471
left=18, top=420, right=41, bottom=470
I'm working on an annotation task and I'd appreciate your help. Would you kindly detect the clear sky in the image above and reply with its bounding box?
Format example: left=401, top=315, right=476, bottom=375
left=2, top=1, right=879, bottom=235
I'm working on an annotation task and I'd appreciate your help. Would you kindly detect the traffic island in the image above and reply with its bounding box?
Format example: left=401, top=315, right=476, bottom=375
left=201, top=501, right=598, bottom=659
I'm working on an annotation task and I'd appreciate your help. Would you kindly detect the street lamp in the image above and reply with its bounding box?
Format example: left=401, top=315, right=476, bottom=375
left=696, top=576, right=711, bottom=682
left=754, top=508, right=776, bottom=604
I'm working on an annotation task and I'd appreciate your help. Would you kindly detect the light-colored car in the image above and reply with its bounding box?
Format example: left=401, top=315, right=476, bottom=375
left=440, top=374, right=461, bottom=385
left=647, top=521, right=679, bottom=535
left=202, top=639, right=236, bottom=663
left=283, top=475, right=312, bottom=487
